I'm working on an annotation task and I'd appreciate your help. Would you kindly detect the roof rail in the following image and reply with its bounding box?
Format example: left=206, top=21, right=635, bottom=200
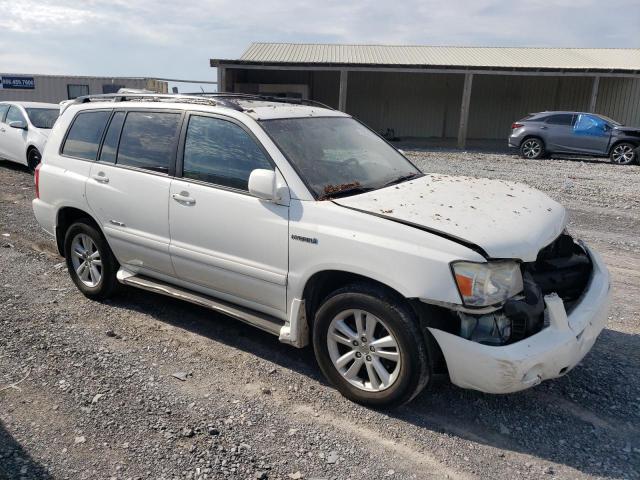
left=59, top=92, right=335, bottom=115
left=59, top=93, right=244, bottom=114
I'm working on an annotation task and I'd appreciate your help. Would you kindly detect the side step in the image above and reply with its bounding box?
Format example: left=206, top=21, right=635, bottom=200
left=117, top=270, right=284, bottom=336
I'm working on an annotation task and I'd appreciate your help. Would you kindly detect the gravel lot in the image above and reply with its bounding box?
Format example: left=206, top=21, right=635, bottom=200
left=1, top=151, right=638, bottom=480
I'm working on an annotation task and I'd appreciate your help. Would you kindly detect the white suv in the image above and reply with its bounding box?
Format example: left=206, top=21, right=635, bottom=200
left=0, top=101, right=60, bottom=170
left=32, top=94, right=611, bottom=406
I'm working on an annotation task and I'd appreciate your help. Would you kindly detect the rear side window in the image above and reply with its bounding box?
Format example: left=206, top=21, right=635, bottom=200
left=62, top=111, right=111, bottom=160
left=116, top=112, right=181, bottom=173
left=0, top=104, right=9, bottom=122
left=182, top=115, right=272, bottom=190
left=99, top=112, right=126, bottom=163
left=546, top=114, right=574, bottom=126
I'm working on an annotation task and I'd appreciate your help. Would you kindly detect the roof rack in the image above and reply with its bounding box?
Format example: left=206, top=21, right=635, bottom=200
left=59, top=92, right=335, bottom=114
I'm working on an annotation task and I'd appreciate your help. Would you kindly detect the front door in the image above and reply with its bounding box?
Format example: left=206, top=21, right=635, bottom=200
left=85, top=109, right=183, bottom=275
left=569, top=114, right=612, bottom=154
left=169, top=113, right=289, bottom=314
left=3, top=106, right=28, bottom=163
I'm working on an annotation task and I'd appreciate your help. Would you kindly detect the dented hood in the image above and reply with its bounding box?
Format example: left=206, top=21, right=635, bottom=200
left=333, top=174, right=567, bottom=261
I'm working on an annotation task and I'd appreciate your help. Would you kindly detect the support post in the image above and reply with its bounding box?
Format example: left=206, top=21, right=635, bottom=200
left=338, top=70, right=348, bottom=112
left=457, top=73, right=473, bottom=149
left=589, top=76, right=600, bottom=113
left=217, top=66, right=226, bottom=93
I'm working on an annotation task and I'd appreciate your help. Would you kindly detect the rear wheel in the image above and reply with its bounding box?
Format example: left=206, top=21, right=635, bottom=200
left=27, top=148, right=41, bottom=172
left=520, top=138, right=545, bottom=159
left=610, top=143, right=637, bottom=165
left=64, top=221, right=118, bottom=300
left=312, top=284, right=431, bottom=407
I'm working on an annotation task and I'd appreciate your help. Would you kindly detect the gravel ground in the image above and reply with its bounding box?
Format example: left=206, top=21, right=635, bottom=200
left=0, top=151, right=639, bottom=480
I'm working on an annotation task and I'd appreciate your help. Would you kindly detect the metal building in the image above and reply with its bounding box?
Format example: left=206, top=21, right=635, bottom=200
left=0, top=74, right=168, bottom=103
left=212, top=43, right=640, bottom=148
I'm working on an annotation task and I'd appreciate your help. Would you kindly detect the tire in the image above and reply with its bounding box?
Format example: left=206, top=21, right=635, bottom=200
left=27, top=148, right=41, bottom=172
left=64, top=221, right=118, bottom=300
left=610, top=142, right=637, bottom=165
left=312, top=284, right=431, bottom=407
left=520, top=137, right=545, bottom=159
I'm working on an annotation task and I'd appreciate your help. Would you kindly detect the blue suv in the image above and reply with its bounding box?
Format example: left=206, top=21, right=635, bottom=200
left=509, top=111, right=640, bottom=165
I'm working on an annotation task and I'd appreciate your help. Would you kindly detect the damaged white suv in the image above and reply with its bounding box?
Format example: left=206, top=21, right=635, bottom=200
left=32, top=94, right=611, bottom=406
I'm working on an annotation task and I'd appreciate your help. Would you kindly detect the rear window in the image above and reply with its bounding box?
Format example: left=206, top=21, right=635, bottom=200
left=116, top=112, right=181, bottom=173
left=545, top=114, right=574, bottom=126
left=62, top=111, right=111, bottom=160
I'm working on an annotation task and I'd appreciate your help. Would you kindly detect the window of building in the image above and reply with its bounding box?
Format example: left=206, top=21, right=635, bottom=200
left=182, top=115, right=272, bottom=190
left=62, top=111, right=111, bottom=160
left=99, top=112, right=126, bottom=163
left=67, top=84, right=90, bottom=99
left=116, top=112, right=181, bottom=173
left=103, top=84, right=126, bottom=94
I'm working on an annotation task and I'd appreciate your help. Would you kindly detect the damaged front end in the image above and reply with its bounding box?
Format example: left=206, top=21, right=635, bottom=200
left=457, top=233, right=592, bottom=346
left=426, top=234, right=610, bottom=394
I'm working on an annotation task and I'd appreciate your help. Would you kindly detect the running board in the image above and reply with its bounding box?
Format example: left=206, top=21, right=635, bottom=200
left=116, top=270, right=284, bottom=336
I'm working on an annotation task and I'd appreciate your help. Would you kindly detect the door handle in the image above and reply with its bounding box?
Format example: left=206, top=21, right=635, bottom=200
left=540, top=126, right=548, bottom=130
left=0, top=128, right=5, bottom=133
left=172, top=191, right=196, bottom=206
left=92, top=172, right=109, bottom=183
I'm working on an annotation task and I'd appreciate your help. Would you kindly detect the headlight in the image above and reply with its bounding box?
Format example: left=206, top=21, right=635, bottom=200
left=452, top=261, right=523, bottom=307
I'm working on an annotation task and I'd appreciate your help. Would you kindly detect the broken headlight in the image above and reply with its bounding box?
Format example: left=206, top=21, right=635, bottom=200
left=452, top=261, right=523, bottom=307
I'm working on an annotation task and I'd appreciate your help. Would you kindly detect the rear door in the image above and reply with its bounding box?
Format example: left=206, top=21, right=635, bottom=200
left=541, top=113, right=575, bottom=152
left=168, top=112, right=289, bottom=314
left=3, top=105, right=28, bottom=163
left=84, top=109, right=183, bottom=275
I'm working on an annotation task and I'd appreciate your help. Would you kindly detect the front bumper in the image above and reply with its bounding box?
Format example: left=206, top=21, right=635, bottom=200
left=429, top=247, right=610, bottom=394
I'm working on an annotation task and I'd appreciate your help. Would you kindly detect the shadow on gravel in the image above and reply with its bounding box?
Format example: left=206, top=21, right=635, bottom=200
left=0, top=160, right=31, bottom=174
left=0, top=421, right=53, bottom=480
left=107, top=288, right=638, bottom=479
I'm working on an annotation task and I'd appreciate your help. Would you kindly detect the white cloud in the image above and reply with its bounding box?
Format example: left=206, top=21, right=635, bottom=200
left=0, top=0, right=637, bottom=79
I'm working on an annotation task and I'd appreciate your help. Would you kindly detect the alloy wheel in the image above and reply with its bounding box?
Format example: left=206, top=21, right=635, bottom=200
left=326, top=309, right=401, bottom=392
left=611, top=144, right=635, bottom=164
left=70, top=233, right=102, bottom=288
left=522, top=139, right=542, bottom=159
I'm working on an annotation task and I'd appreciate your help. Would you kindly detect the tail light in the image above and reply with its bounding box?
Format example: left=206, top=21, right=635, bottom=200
left=34, top=163, right=41, bottom=199
left=511, top=123, right=524, bottom=130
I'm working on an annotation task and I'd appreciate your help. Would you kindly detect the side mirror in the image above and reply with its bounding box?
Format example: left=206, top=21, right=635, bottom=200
left=248, top=169, right=277, bottom=201
left=9, top=120, right=27, bottom=130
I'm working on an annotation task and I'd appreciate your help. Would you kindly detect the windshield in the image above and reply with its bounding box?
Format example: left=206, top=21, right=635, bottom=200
left=260, top=117, right=421, bottom=199
left=26, top=108, right=59, bottom=129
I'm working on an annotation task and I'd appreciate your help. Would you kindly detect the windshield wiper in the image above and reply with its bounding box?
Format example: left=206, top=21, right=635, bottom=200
left=381, top=172, right=423, bottom=188
left=319, top=182, right=374, bottom=200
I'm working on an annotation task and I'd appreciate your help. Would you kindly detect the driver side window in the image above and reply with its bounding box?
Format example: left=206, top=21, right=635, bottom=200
left=6, top=106, right=26, bottom=124
left=574, top=114, right=608, bottom=136
left=182, top=115, right=272, bottom=191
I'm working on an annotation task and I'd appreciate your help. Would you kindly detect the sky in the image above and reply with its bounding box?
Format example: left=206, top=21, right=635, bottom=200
left=0, top=0, right=638, bottom=90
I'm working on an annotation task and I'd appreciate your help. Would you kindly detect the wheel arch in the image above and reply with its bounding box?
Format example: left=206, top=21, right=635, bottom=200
left=55, top=206, right=102, bottom=257
left=608, top=139, right=639, bottom=155
left=300, top=269, right=449, bottom=373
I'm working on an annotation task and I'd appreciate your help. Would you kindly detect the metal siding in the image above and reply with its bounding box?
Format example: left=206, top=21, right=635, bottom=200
left=467, top=75, right=594, bottom=139
left=0, top=76, right=165, bottom=103
left=347, top=71, right=463, bottom=138
left=597, top=77, right=640, bottom=126
left=237, top=43, right=640, bottom=71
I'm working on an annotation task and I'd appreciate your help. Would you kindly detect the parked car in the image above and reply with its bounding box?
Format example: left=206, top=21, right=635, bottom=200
left=509, top=111, right=640, bottom=164
left=0, top=101, right=60, bottom=170
left=32, top=94, right=610, bottom=406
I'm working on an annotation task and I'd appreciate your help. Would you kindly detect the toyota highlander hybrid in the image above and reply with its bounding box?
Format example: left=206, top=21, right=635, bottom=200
left=32, top=93, right=611, bottom=406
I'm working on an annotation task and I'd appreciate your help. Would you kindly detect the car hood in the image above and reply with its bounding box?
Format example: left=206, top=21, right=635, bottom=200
left=332, top=174, right=567, bottom=261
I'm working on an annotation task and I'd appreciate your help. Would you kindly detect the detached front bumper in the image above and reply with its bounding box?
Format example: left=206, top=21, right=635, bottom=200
left=429, top=247, right=610, bottom=394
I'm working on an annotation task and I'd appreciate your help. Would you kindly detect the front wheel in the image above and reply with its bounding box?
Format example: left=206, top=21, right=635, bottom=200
left=312, top=284, right=431, bottom=407
left=64, top=221, right=118, bottom=300
left=520, top=138, right=545, bottom=159
left=27, top=148, right=41, bottom=172
left=610, top=143, right=637, bottom=165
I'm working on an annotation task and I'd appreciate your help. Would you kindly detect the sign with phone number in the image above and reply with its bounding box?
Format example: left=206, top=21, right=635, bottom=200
left=0, top=76, right=35, bottom=89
